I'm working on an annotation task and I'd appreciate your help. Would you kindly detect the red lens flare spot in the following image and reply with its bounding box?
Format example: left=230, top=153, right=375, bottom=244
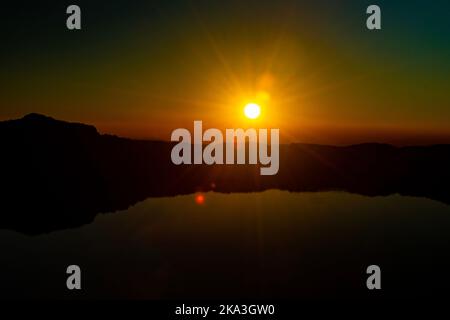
left=195, top=194, right=205, bottom=205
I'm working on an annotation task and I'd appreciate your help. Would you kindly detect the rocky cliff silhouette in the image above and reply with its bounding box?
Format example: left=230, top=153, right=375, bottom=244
left=1, top=113, right=449, bottom=234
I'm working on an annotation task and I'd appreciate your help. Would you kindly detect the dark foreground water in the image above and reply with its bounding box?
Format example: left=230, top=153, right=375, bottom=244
left=1, top=191, right=449, bottom=299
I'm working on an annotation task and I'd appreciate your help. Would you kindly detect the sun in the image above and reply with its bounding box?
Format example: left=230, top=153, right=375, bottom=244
left=244, top=103, right=261, bottom=119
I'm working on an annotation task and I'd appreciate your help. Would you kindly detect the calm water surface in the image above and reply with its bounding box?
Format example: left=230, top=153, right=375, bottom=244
left=1, top=191, right=449, bottom=299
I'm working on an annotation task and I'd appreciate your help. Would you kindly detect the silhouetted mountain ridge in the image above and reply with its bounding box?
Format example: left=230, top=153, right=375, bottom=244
left=1, top=114, right=449, bottom=234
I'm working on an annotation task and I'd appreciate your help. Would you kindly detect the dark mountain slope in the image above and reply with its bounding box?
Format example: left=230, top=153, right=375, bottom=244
left=1, top=114, right=449, bottom=234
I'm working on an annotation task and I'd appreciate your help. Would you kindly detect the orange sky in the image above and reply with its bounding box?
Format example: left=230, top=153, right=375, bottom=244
left=1, top=1, right=450, bottom=145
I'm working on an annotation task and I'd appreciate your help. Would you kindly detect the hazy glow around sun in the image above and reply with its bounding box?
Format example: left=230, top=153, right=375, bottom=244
left=244, top=103, right=261, bottom=119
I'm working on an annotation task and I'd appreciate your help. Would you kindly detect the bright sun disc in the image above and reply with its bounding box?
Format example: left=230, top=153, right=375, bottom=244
left=244, top=103, right=261, bottom=119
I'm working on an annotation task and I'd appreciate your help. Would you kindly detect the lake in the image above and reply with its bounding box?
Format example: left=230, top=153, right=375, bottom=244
left=1, top=190, right=449, bottom=299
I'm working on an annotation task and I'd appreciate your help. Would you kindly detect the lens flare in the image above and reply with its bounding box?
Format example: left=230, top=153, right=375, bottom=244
left=195, top=194, right=205, bottom=205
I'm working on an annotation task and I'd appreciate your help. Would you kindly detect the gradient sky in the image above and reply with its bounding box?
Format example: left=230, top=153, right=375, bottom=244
left=1, top=0, right=449, bottom=145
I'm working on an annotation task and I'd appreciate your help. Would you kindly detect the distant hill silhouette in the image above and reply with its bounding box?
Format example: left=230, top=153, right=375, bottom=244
left=1, top=114, right=449, bottom=234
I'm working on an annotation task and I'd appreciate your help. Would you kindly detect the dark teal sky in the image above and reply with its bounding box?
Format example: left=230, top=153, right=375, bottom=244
left=1, top=0, right=449, bottom=144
